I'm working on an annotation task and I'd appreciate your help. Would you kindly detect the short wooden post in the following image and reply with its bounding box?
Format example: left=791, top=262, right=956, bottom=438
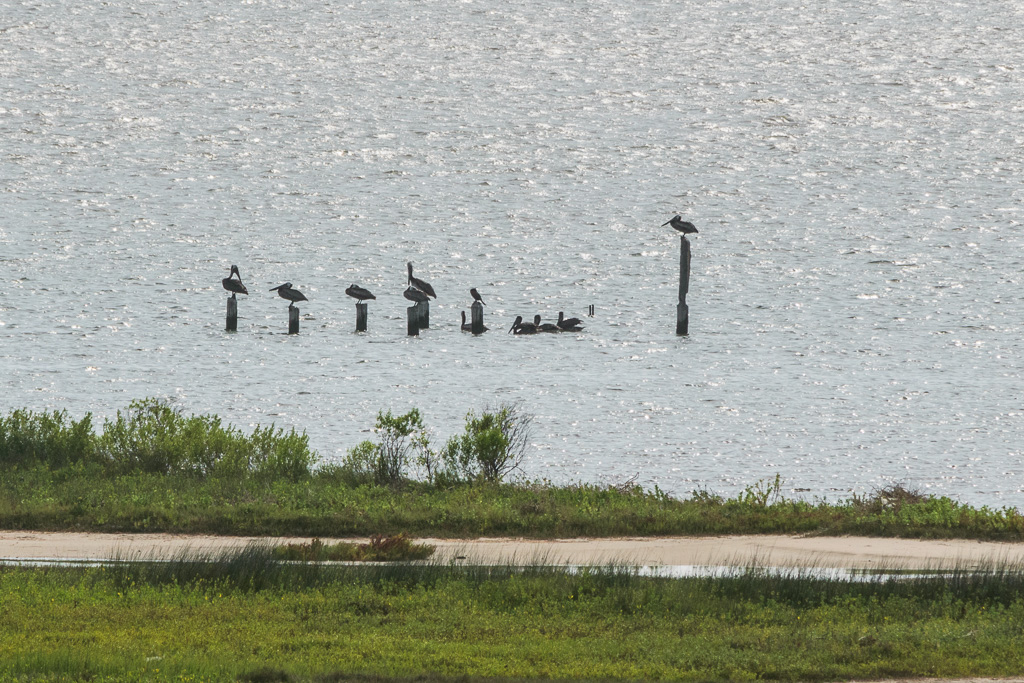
left=407, top=305, right=419, bottom=336
left=226, top=297, right=238, bottom=332
left=471, top=301, right=485, bottom=334
left=588, top=304, right=595, bottom=317
left=289, top=307, right=300, bottom=335
left=418, top=301, right=429, bottom=329
left=355, top=303, right=367, bottom=332
left=676, top=236, right=691, bottom=335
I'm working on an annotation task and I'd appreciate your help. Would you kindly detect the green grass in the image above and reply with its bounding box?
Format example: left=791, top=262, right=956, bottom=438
left=3, top=548, right=1024, bottom=682
left=1, top=464, right=1023, bottom=540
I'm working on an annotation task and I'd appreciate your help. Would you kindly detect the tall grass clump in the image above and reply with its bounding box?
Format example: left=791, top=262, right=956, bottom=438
left=0, top=408, right=96, bottom=468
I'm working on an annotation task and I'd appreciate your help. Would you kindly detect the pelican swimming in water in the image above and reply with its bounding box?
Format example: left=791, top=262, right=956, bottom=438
left=663, top=215, right=698, bottom=235
left=269, top=282, right=308, bottom=308
left=222, top=265, right=248, bottom=298
left=345, top=284, right=376, bottom=301
left=508, top=315, right=538, bottom=335
left=403, top=286, right=430, bottom=304
left=407, top=262, right=436, bottom=299
left=470, top=288, right=485, bottom=306
left=535, top=314, right=561, bottom=333
left=557, top=311, right=584, bottom=332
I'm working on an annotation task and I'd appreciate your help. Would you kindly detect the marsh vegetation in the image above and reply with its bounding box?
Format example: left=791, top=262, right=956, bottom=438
left=1, top=400, right=1022, bottom=540
left=3, top=547, right=1024, bottom=682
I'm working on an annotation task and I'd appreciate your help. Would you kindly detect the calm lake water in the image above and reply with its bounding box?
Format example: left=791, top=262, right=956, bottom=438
left=2, top=0, right=1022, bottom=506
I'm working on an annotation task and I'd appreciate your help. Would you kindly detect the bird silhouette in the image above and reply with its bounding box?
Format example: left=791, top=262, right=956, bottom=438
left=407, top=263, right=437, bottom=298
left=269, top=282, right=308, bottom=308
left=403, top=286, right=430, bottom=304
left=222, top=265, right=248, bottom=298
left=345, top=284, right=376, bottom=301
left=663, top=215, right=698, bottom=235
left=470, top=288, right=486, bottom=305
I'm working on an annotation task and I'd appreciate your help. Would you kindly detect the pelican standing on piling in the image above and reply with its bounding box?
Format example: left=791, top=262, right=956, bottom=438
left=663, top=215, right=699, bottom=235
left=407, top=263, right=437, bottom=299
left=270, top=282, right=308, bottom=308
left=222, top=265, right=248, bottom=298
left=345, top=284, right=376, bottom=301
left=404, top=286, right=430, bottom=304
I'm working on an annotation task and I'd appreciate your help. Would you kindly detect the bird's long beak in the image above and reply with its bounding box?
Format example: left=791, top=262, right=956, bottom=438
left=661, top=220, right=671, bottom=226
left=508, top=323, right=516, bottom=334
left=269, top=285, right=282, bottom=291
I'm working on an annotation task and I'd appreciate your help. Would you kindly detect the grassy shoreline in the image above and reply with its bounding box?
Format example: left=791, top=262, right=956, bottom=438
left=2, top=400, right=1022, bottom=541
left=2, top=465, right=1023, bottom=541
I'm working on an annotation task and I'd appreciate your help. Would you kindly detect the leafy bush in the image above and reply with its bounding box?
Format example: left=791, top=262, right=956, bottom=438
left=340, top=409, right=427, bottom=486
left=96, top=398, right=316, bottom=479
left=439, top=403, right=532, bottom=484
left=0, top=408, right=96, bottom=468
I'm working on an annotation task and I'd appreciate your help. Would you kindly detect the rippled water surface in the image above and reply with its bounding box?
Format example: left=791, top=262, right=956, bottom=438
left=2, top=0, right=1022, bottom=505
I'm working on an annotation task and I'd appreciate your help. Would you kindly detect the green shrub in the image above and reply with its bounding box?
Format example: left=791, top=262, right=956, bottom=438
left=0, top=408, right=96, bottom=468
left=440, top=403, right=532, bottom=484
left=338, top=409, right=428, bottom=486
left=96, top=398, right=316, bottom=480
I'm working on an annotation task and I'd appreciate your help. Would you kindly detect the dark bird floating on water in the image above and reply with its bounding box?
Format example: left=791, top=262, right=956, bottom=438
left=407, top=262, right=436, bottom=299
left=345, top=284, right=376, bottom=301
left=470, top=288, right=485, bottom=305
left=535, top=314, right=561, bottom=333
left=222, top=265, right=248, bottom=298
left=557, top=311, right=584, bottom=332
left=508, top=315, right=538, bottom=335
left=403, top=286, right=430, bottom=304
left=269, top=282, right=308, bottom=308
left=663, top=215, right=698, bottom=235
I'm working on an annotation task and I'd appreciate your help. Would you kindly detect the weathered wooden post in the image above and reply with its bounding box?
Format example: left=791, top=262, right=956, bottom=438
left=676, top=236, right=691, bottom=335
left=471, top=300, right=485, bottom=334
left=407, top=305, right=419, bottom=336
left=355, top=303, right=367, bottom=332
left=289, top=307, right=300, bottom=335
left=226, top=297, right=238, bottom=332
left=418, top=301, right=429, bottom=329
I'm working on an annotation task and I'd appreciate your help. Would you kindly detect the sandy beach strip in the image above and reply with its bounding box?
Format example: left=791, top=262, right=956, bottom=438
left=1, top=531, right=1023, bottom=569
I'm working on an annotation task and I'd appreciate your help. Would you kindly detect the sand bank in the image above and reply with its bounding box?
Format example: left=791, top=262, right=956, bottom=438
left=2, top=531, right=1023, bottom=569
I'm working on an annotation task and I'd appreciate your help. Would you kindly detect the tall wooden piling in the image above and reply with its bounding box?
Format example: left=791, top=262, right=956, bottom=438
left=471, top=301, right=485, bottom=334
left=407, top=305, right=419, bottom=336
left=289, top=307, right=300, bottom=335
left=676, top=236, right=691, bottom=336
left=418, top=301, right=429, bottom=329
left=355, top=303, right=367, bottom=332
left=226, top=297, right=238, bottom=332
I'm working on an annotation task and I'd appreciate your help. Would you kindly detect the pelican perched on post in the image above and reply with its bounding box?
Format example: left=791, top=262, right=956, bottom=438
left=470, top=288, right=485, bottom=305
left=508, top=315, right=538, bottom=335
left=222, top=265, right=248, bottom=298
left=345, top=284, right=376, bottom=301
left=269, top=282, right=308, bottom=308
left=557, top=311, right=584, bottom=332
left=663, top=215, right=698, bottom=235
left=407, top=262, right=436, bottom=299
left=403, top=286, right=430, bottom=304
